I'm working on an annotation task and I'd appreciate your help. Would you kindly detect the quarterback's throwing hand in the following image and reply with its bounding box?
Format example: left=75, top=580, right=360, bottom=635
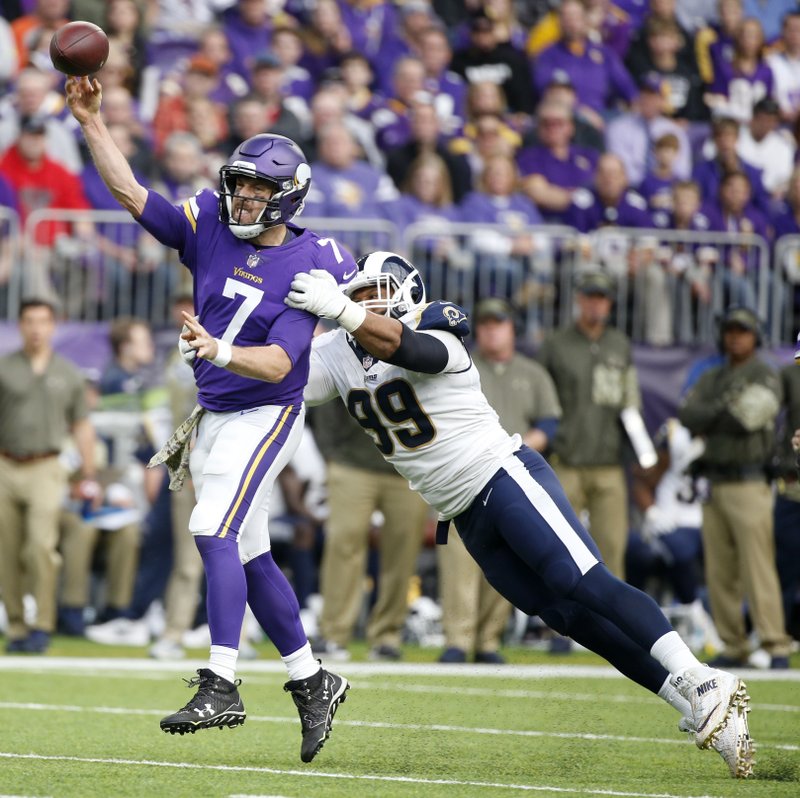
left=286, top=269, right=347, bottom=319
left=180, top=311, right=219, bottom=362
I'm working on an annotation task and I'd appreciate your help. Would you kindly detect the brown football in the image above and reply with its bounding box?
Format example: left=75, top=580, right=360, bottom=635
left=49, top=21, right=110, bottom=76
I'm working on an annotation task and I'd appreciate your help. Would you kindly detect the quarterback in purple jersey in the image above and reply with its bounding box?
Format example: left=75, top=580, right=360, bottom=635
left=66, top=76, right=350, bottom=763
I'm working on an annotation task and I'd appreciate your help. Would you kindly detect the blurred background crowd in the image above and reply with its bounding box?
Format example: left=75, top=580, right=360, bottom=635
left=0, top=0, right=798, bottom=666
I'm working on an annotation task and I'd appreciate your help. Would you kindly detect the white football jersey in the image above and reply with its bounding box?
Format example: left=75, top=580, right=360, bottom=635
left=654, top=419, right=703, bottom=530
left=304, top=302, right=521, bottom=518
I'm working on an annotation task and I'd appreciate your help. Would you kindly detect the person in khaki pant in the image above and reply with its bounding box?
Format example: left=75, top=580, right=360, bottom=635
left=58, top=510, right=140, bottom=629
left=679, top=307, right=792, bottom=669
left=310, top=399, right=429, bottom=661
left=438, top=298, right=562, bottom=664
left=538, top=271, right=642, bottom=579
left=0, top=299, right=98, bottom=653
left=149, top=294, right=205, bottom=660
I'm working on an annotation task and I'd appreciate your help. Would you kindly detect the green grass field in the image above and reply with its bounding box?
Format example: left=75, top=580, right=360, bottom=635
left=0, top=642, right=798, bottom=798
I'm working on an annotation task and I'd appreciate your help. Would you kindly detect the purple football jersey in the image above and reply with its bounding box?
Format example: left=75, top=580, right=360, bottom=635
left=137, top=188, right=356, bottom=413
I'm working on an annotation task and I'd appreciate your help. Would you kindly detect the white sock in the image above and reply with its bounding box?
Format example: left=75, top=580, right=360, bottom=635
left=283, top=642, right=321, bottom=681
left=650, top=631, right=702, bottom=677
left=657, top=674, right=692, bottom=717
left=209, top=644, right=239, bottom=683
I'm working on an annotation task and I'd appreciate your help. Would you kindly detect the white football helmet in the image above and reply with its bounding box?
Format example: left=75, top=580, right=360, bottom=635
left=345, top=251, right=426, bottom=319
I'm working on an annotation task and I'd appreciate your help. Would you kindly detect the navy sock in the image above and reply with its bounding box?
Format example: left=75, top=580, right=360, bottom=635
left=244, top=551, right=307, bottom=656
left=569, top=564, right=673, bottom=651
left=194, top=535, right=246, bottom=649
left=541, top=602, right=669, bottom=694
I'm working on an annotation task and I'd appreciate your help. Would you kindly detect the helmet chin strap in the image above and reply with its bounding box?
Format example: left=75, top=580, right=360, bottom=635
left=230, top=222, right=266, bottom=239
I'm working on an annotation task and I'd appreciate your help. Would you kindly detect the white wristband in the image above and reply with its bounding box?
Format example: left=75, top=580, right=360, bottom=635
left=211, top=338, right=232, bottom=367
left=336, top=299, right=367, bottom=333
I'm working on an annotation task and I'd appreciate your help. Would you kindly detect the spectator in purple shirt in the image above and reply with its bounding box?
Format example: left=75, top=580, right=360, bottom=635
left=271, top=26, right=315, bottom=107
left=536, top=74, right=605, bottom=152
left=338, top=52, right=386, bottom=125
left=417, top=25, right=469, bottom=138
left=302, top=121, right=399, bottom=249
left=652, top=180, right=718, bottom=313
left=695, top=0, right=742, bottom=86
left=460, top=152, right=550, bottom=300
left=705, top=169, right=770, bottom=308
left=297, top=0, right=353, bottom=82
left=372, top=55, right=428, bottom=152
left=517, top=99, right=599, bottom=223
left=705, top=17, right=775, bottom=122
left=692, top=116, right=770, bottom=213
left=772, top=165, right=800, bottom=237
left=451, top=7, right=535, bottom=116
left=369, top=1, right=443, bottom=95
left=639, top=133, right=684, bottom=213
left=534, top=0, right=638, bottom=124
left=565, top=152, right=654, bottom=233
left=222, top=0, right=276, bottom=81
left=386, top=151, right=461, bottom=249
left=338, top=0, right=400, bottom=77
left=194, top=26, right=250, bottom=108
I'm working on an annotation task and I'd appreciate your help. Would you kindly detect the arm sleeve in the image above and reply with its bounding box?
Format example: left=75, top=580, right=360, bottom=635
left=136, top=190, right=191, bottom=253
left=384, top=327, right=468, bottom=374
left=266, top=308, right=318, bottom=367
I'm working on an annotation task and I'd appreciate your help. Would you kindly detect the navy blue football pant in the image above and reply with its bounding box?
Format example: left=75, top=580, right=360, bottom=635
left=453, top=447, right=673, bottom=694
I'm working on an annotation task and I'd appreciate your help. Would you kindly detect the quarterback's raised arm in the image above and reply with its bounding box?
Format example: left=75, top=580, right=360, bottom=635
left=286, top=257, right=456, bottom=374
left=66, top=77, right=148, bottom=217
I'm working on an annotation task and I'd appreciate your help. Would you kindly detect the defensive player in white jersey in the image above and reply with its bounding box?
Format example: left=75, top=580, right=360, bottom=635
left=282, top=251, right=754, bottom=779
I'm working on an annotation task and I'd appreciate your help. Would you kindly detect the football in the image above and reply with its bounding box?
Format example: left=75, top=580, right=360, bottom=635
left=49, top=21, right=110, bottom=76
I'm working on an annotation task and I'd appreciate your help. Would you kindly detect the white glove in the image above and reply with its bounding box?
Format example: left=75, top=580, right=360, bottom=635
left=178, top=323, right=196, bottom=364
left=285, top=269, right=366, bottom=332
left=641, top=505, right=674, bottom=543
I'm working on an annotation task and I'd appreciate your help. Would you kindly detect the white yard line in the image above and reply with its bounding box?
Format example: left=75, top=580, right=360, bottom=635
left=0, top=657, right=798, bottom=681
left=0, top=751, right=731, bottom=798
left=0, top=701, right=796, bottom=752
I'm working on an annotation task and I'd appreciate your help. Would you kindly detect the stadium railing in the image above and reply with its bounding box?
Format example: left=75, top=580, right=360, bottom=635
left=10, top=210, right=400, bottom=324
left=0, top=205, right=21, bottom=320
left=4, top=209, right=795, bottom=346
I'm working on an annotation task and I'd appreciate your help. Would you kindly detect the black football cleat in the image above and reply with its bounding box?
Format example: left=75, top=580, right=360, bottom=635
left=160, top=668, right=246, bottom=735
left=284, top=666, right=349, bottom=762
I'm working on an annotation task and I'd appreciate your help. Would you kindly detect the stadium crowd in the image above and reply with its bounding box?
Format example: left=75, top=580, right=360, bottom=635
left=0, top=0, right=798, bottom=667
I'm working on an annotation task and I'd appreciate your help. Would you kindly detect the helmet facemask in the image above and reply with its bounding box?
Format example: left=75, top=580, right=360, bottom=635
left=347, top=251, right=426, bottom=319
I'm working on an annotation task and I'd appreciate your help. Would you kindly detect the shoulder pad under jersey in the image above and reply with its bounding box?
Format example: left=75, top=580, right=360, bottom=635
left=414, top=301, right=470, bottom=337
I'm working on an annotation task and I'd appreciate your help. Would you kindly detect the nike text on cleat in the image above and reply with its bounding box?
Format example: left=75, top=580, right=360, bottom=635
left=671, top=665, right=754, bottom=778
left=160, top=668, right=246, bottom=735
left=284, top=665, right=349, bottom=762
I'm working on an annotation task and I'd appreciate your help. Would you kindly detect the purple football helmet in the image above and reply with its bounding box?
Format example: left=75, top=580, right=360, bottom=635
left=218, top=133, right=311, bottom=239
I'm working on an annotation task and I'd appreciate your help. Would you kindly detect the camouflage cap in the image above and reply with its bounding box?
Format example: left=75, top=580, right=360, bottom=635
left=575, top=270, right=615, bottom=297
left=720, top=306, right=760, bottom=333
left=474, top=297, right=514, bottom=323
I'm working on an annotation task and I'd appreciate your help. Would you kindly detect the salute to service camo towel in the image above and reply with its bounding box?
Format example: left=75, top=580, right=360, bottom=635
left=148, top=404, right=206, bottom=491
